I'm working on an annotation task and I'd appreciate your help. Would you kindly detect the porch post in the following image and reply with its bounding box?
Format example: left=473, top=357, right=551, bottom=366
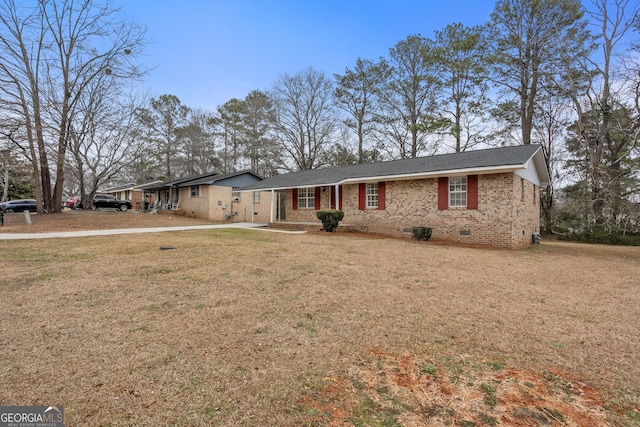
left=335, top=183, right=340, bottom=210
left=270, top=189, right=274, bottom=223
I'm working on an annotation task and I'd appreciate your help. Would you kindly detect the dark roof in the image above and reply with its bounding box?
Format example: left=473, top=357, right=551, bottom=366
left=178, top=170, right=263, bottom=187
left=241, top=144, right=549, bottom=191
left=163, top=171, right=219, bottom=187
left=140, top=171, right=219, bottom=191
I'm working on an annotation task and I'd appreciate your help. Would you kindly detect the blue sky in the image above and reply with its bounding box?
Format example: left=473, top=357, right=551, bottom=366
left=114, top=1, right=496, bottom=112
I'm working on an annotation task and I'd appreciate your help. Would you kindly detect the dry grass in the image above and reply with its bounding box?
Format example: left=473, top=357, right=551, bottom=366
left=0, top=211, right=639, bottom=426
left=0, top=209, right=214, bottom=233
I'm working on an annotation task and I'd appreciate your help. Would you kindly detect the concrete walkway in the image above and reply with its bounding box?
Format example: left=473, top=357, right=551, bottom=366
left=0, top=222, right=306, bottom=240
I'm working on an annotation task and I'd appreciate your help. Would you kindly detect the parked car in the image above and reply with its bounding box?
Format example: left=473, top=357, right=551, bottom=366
left=64, top=196, right=82, bottom=209
left=0, top=199, right=38, bottom=212
left=92, top=194, right=132, bottom=211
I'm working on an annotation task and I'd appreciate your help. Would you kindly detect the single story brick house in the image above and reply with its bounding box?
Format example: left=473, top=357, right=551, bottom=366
left=141, top=170, right=272, bottom=222
left=239, top=144, right=550, bottom=249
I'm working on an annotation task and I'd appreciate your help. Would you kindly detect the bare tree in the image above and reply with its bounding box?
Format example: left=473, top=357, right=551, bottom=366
left=0, top=0, right=146, bottom=212
left=0, top=142, right=13, bottom=202
left=532, top=90, right=574, bottom=231
left=0, top=0, right=49, bottom=212
left=270, top=67, right=338, bottom=171
left=67, top=74, right=146, bottom=209
left=561, top=0, right=640, bottom=228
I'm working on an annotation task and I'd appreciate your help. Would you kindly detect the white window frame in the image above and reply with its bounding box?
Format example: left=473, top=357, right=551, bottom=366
left=449, top=177, right=467, bottom=208
left=253, top=191, right=260, bottom=203
left=190, top=185, right=201, bottom=197
left=366, top=183, right=378, bottom=208
left=298, top=187, right=315, bottom=209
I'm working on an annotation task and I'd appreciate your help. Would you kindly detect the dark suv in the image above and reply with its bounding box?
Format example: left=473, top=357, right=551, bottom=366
left=92, top=194, right=132, bottom=211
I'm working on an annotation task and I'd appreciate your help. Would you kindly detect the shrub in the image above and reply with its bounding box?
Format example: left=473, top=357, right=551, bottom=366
left=412, top=226, right=432, bottom=241
left=316, top=209, right=344, bottom=232
left=557, top=229, right=640, bottom=246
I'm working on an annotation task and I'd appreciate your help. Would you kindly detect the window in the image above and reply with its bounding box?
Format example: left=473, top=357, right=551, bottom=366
left=449, top=177, right=467, bottom=207
left=366, top=183, right=378, bottom=208
left=232, top=189, right=241, bottom=201
left=190, top=185, right=201, bottom=197
left=298, top=187, right=315, bottom=209
left=253, top=191, right=260, bottom=203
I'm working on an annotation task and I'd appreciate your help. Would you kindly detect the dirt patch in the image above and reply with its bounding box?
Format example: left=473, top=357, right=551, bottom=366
left=298, top=349, right=614, bottom=426
left=0, top=212, right=639, bottom=425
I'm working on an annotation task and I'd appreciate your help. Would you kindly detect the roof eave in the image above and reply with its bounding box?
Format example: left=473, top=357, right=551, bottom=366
left=239, top=164, right=529, bottom=192
left=339, top=164, right=523, bottom=185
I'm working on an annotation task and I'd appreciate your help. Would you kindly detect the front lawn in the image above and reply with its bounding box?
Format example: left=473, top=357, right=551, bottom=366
left=1, top=228, right=638, bottom=425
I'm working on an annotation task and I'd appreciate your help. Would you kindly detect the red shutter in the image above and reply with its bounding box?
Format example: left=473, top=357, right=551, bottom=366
left=467, top=175, right=478, bottom=210
left=314, top=187, right=321, bottom=210
left=378, top=182, right=386, bottom=210
left=339, top=186, right=343, bottom=210
left=292, top=188, right=298, bottom=210
left=358, top=183, right=366, bottom=210
left=438, top=177, right=448, bottom=210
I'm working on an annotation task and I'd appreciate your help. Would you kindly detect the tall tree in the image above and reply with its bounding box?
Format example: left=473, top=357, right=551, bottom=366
left=378, top=35, right=442, bottom=158
left=137, top=94, right=190, bottom=178
left=432, top=23, right=489, bottom=152
left=175, top=109, right=219, bottom=175
left=216, top=98, right=245, bottom=172
left=334, top=58, right=390, bottom=163
left=488, top=0, right=586, bottom=145
left=270, top=67, right=338, bottom=171
left=240, top=90, right=278, bottom=177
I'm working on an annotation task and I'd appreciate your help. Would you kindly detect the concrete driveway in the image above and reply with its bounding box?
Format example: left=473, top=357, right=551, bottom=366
left=0, top=222, right=305, bottom=240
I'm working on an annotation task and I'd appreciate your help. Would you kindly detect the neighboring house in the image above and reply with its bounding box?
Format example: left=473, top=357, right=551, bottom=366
left=141, top=171, right=219, bottom=211
left=101, top=181, right=162, bottom=210
left=239, top=144, right=550, bottom=249
left=142, top=170, right=272, bottom=223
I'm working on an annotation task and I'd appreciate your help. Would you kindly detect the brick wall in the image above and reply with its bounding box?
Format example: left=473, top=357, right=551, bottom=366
left=176, top=186, right=272, bottom=223
left=281, top=172, right=540, bottom=249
